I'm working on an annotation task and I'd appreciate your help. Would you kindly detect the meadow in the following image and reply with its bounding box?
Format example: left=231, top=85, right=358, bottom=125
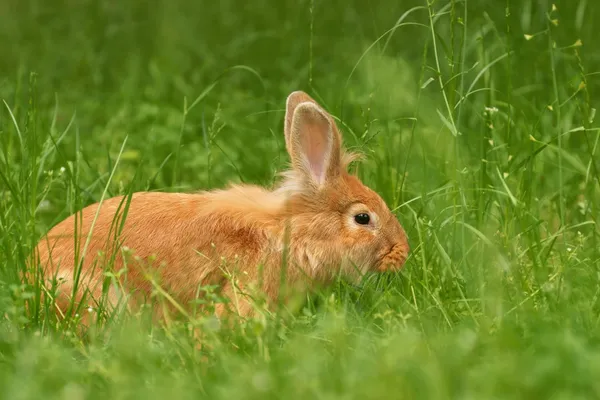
left=1, top=0, right=600, bottom=398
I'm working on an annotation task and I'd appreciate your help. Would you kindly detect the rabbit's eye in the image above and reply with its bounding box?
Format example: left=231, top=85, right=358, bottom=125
left=354, top=213, right=370, bottom=225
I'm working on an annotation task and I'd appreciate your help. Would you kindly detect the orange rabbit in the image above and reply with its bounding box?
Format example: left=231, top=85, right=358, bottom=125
left=35, top=91, right=409, bottom=323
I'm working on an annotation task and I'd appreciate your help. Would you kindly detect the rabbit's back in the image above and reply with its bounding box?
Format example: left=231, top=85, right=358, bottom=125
left=36, top=192, right=273, bottom=317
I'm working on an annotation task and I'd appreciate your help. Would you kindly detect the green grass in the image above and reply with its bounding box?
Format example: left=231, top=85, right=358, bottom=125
left=1, top=0, right=600, bottom=398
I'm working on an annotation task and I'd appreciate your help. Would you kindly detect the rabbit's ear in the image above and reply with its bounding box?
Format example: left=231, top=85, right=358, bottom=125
left=287, top=96, right=342, bottom=187
left=284, top=91, right=319, bottom=155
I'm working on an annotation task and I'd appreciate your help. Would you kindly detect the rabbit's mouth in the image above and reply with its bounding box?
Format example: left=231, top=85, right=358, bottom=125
left=377, top=242, right=409, bottom=272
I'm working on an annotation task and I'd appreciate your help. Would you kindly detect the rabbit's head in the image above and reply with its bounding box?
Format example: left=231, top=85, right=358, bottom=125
left=276, top=91, right=409, bottom=279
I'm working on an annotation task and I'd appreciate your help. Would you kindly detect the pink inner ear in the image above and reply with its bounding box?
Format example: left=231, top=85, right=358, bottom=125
left=299, top=110, right=330, bottom=184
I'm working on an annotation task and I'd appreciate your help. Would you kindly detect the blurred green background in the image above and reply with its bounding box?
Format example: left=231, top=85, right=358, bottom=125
left=1, top=0, right=600, bottom=398
left=2, top=0, right=597, bottom=203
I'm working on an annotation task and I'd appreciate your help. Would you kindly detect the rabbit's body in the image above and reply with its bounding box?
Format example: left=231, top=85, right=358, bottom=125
left=38, top=190, right=282, bottom=318
left=35, top=91, right=409, bottom=323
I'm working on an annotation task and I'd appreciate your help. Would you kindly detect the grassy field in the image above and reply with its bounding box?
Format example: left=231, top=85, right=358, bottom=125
left=1, top=0, right=600, bottom=398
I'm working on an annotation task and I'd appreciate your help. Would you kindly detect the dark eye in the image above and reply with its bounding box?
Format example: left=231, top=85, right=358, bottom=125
left=354, top=213, right=370, bottom=225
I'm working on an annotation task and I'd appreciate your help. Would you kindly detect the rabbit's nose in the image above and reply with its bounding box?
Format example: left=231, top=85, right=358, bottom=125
left=377, top=243, right=408, bottom=272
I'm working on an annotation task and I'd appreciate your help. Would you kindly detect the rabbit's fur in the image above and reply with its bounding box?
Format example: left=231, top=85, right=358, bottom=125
left=34, top=91, right=409, bottom=322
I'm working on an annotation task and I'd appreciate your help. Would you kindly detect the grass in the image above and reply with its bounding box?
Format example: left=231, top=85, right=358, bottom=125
left=1, top=0, right=600, bottom=398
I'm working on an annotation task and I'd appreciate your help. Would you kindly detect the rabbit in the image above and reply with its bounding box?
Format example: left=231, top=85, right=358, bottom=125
left=34, top=91, right=409, bottom=324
